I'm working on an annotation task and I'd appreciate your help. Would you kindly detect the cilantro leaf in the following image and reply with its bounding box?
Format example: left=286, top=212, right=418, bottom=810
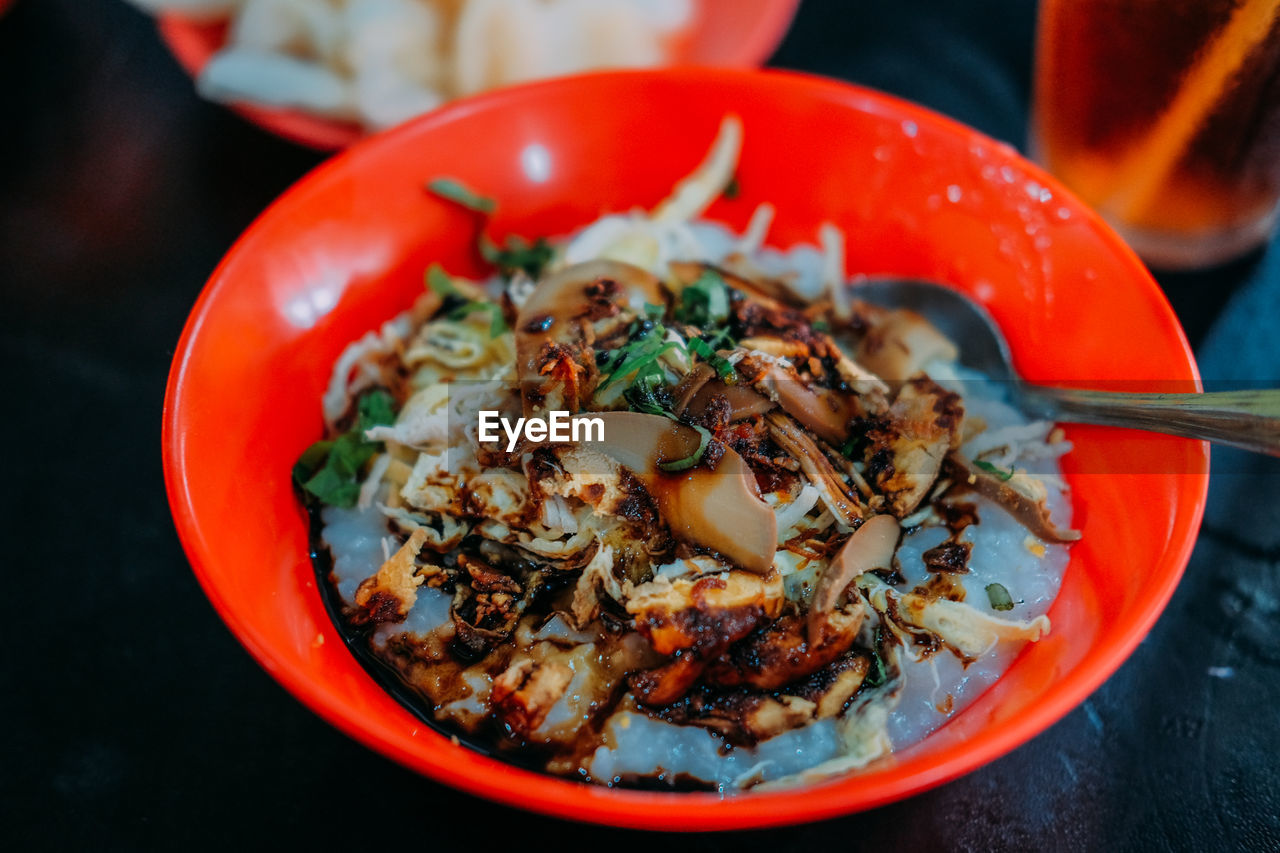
left=293, top=390, right=398, bottom=508
left=426, top=177, right=496, bottom=214
left=674, top=268, right=731, bottom=328
left=356, top=388, right=396, bottom=431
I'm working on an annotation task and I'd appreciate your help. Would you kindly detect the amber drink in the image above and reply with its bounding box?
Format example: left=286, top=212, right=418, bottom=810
left=1033, top=0, right=1280, bottom=268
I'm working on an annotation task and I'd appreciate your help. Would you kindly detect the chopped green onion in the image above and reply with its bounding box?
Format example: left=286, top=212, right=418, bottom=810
left=426, top=177, right=496, bottom=214
left=658, top=422, right=712, bottom=472
left=812, top=318, right=831, bottom=332
left=985, top=582, right=1015, bottom=611
left=686, top=336, right=713, bottom=359
left=595, top=322, right=680, bottom=391
left=975, top=459, right=1015, bottom=481
left=624, top=370, right=670, bottom=416
left=686, top=336, right=735, bottom=380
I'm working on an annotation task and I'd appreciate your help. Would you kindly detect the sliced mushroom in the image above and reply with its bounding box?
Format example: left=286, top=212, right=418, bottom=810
left=765, top=411, right=864, bottom=528
left=807, top=514, right=900, bottom=644
left=946, top=453, right=1081, bottom=544
left=854, top=306, right=959, bottom=382
left=699, top=381, right=779, bottom=421
left=515, top=260, right=665, bottom=414
left=752, top=360, right=858, bottom=445
left=586, top=411, right=777, bottom=573
left=674, top=364, right=777, bottom=422
left=671, top=362, right=715, bottom=415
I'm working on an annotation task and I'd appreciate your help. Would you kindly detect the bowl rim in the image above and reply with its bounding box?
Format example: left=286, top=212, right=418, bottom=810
left=154, top=0, right=802, bottom=151
left=163, top=66, right=1209, bottom=830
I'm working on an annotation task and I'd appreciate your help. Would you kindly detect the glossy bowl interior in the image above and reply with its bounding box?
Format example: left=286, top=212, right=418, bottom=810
left=157, top=0, right=800, bottom=149
left=163, top=68, right=1209, bottom=830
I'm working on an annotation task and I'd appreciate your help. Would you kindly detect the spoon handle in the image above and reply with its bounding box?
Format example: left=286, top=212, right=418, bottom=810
left=1019, top=387, right=1280, bottom=456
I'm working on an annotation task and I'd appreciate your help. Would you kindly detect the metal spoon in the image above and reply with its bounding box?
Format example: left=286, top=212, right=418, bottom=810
left=854, top=279, right=1280, bottom=456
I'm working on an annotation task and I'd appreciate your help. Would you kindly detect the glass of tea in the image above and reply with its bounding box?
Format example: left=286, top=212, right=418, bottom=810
left=1032, top=0, right=1280, bottom=269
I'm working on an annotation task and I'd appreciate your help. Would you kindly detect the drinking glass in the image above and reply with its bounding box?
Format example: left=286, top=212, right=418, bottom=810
left=1032, top=0, right=1280, bottom=269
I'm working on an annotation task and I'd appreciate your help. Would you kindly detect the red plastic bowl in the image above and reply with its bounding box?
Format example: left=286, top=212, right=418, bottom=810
left=163, top=68, right=1208, bottom=829
left=156, top=0, right=800, bottom=149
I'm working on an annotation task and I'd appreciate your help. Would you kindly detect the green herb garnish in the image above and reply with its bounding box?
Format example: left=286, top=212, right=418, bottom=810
left=624, top=370, right=671, bottom=416
left=812, top=318, right=831, bottom=332
left=674, top=268, right=731, bottom=328
left=427, top=264, right=508, bottom=337
left=985, top=582, right=1016, bottom=611
left=426, top=177, right=496, bottom=214
left=427, top=176, right=553, bottom=281
left=596, top=322, right=681, bottom=392
left=480, top=233, right=554, bottom=279
left=593, top=320, right=719, bottom=472
left=864, top=625, right=888, bottom=688
left=686, top=336, right=735, bottom=380
left=975, top=459, right=1015, bottom=481
left=293, top=389, right=398, bottom=508
left=724, top=175, right=741, bottom=200
left=658, top=422, right=712, bottom=472
left=449, top=301, right=509, bottom=338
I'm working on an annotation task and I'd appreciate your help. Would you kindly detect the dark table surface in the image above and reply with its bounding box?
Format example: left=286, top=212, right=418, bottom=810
left=4, top=1, right=1279, bottom=850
